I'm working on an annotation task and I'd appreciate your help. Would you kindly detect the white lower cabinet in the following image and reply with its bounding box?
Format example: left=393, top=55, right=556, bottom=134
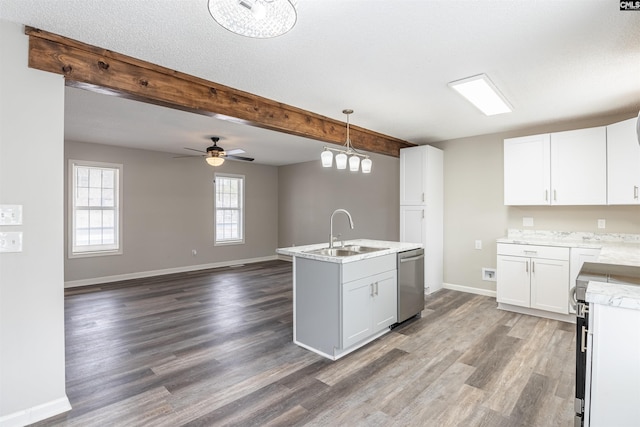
left=497, top=244, right=570, bottom=315
left=342, top=270, right=397, bottom=349
left=294, top=254, right=397, bottom=360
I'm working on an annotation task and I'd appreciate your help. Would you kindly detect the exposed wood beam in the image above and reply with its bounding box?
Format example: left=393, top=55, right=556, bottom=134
left=25, top=27, right=414, bottom=157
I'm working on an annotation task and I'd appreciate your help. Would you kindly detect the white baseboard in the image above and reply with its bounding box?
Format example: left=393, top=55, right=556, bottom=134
left=443, top=282, right=497, bottom=298
left=64, top=255, right=279, bottom=288
left=0, top=396, right=71, bottom=427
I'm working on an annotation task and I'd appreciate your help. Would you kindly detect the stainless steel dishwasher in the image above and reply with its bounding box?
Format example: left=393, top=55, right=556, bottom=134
left=397, top=248, right=425, bottom=323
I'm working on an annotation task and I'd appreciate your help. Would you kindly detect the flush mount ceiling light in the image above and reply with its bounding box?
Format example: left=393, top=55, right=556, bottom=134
left=208, top=0, right=297, bottom=38
left=448, top=74, right=513, bottom=116
left=321, top=110, right=372, bottom=174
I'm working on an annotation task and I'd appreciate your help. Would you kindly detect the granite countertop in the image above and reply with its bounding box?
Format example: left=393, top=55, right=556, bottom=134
left=498, top=229, right=640, bottom=310
left=276, top=239, right=422, bottom=264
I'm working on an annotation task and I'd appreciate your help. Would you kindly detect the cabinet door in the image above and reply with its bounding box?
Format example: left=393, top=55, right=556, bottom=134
left=530, top=258, right=569, bottom=314
left=400, top=146, right=425, bottom=205
left=551, top=127, right=607, bottom=205
left=400, top=206, right=424, bottom=244
left=503, top=134, right=551, bottom=205
left=497, top=255, right=530, bottom=307
left=607, top=118, right=640, bottom=205
left=342, top=277, right=374, bottom=349
left=372, top=271, right=397, bottom=332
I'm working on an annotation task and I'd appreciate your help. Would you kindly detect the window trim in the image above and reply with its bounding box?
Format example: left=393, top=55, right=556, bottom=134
left=68, top=159, right=123, bottom=258
left=214, top=173, right=245, bottom=246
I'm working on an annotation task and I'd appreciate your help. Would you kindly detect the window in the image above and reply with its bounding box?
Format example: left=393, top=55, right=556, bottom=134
left=69, top=160, right=122, bottom=257
left=215, top=173, right=244, bottom=244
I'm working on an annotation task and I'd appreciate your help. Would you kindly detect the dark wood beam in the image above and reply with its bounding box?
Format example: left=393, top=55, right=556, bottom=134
left=25, top=27, right=414, bottom=157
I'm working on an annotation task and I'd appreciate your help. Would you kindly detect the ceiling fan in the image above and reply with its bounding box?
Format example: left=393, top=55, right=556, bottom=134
left=179, top=137, right=255, bottom=166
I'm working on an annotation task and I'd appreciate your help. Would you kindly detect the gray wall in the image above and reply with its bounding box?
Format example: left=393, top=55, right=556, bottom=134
left=0, top=20, right=69, bottom=423
left=432, top=111, right=640, bottom=294
left=65, top=141, right=279, bottom=284
left=278, top=152, right=400, bottom=247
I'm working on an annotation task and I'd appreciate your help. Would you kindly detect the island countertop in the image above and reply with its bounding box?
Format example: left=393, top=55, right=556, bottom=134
left=276, top=239, right=422, bottom=264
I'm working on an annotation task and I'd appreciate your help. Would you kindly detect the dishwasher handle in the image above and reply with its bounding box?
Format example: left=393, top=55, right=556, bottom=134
left=400, top=254, right=424, bottom=263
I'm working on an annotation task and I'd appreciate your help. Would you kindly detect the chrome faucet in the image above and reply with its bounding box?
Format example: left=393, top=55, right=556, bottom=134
left=329, top=209, right=354, bottom=248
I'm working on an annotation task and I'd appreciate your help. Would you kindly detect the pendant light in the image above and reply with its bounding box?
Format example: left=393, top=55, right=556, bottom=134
left=321, top=109, right=372, bottom=174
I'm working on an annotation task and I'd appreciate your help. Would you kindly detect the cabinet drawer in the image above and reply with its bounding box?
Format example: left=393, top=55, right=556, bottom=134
left=342, top=254, right=396, bottom=283
left=497, top=243, right=569, bottom=261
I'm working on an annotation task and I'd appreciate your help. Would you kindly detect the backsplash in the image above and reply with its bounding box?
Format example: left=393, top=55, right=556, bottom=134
left=506, top=229, right=640, bottom=243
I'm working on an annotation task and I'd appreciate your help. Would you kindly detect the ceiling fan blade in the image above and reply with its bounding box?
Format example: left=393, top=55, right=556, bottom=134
left=173, top=154, right=203, bottom=159
left=226, top=148, right=245, bottom=155
left=226, top=155, right=255, bottom=162
left=184, top=147, right=206, bottom=153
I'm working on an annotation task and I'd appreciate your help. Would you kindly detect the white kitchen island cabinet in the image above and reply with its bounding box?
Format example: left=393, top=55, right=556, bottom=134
left=295, top=254, right=397, bottom=360
left=607, top=117, right=640, bottom=205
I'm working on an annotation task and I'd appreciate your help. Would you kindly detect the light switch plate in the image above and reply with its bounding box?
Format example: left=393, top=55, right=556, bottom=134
left=0, top=205, right=23, bottom=225
left=0, top=232, right=23, bottom=253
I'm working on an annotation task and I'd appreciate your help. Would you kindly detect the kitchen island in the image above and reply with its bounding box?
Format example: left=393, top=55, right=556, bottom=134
left=277, top=239, right=422, bottom=360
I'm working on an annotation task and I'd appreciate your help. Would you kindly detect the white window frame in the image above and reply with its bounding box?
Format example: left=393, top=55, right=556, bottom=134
left=214, top=173, right=245, bottom=245
left=69, top=160, right=123, bottom=258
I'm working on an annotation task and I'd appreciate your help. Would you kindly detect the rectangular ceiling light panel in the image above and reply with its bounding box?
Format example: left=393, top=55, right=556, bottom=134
left=448, top=74, right=513, bottom=116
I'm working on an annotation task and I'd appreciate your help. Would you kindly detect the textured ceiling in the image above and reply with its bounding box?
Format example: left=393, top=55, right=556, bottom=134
left=1, top=0, right=639, bottom=165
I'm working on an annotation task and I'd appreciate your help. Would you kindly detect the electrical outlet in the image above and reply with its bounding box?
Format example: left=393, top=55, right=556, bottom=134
left=192, top=249, right=197, bottom=256
left=597, top=219, right=606, bottom=229
left=523, top=217, right=534, bottom=227
left=475, top=240, right=482, bottom=250
left=0, top=232, right=23, bottom=253
left=0, top=205, right=22, bottom=225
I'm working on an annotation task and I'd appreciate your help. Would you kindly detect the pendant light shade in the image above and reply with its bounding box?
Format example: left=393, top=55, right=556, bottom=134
left=208, top=0, right=297, bottom=38
left=349, top=155, right=360, bottom=172
left=321, top=150, right=333, bottom=167
left=319, top=109, right=372, bottom=174
left=335, top=153, right=348, bottom=170
left=361, top=158, right=372, bottom=174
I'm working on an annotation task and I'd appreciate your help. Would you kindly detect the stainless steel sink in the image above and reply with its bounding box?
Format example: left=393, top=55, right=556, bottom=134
left=305, top=248, right=360, bottom=257
left=304, top=245, right=388, bottom=257
left=341, top=245, right=388, bottom=253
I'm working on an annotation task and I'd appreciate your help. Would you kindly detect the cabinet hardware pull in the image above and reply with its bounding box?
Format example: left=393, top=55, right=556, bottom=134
left=375, top=282, right=379, bottom=296
left=553, top=189, right=557, bottom=201
left=545, top=190, right=548, bottom=201
left=635, top=186, right=639, bottom=200
left=370, top=283, right=374, bottom=297
left=422, top=193, right=425, bottom=203
left=581, top=326, right=588, bottom=353
left=526, top=261, right=529, bottom=273
left=532, top=261, right=535, bottom=273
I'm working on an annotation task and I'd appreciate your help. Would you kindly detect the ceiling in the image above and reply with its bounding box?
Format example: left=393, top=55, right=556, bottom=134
left=1, top=0, right=639, bottom=166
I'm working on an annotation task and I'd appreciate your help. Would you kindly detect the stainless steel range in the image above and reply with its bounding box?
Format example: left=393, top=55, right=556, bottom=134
left=571, top=262, right=640, bottom=426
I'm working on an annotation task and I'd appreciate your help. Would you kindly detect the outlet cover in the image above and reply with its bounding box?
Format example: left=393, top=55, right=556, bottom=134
left=597, top=219, right=606, bottom=229
left=0, top=232, right=23, bottom=253
left=0, top=205, right=22, bottom=225
left=475, top=240, right=482, bottom=250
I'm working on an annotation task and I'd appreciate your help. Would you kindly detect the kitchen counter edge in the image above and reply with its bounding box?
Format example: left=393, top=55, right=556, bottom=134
left=276, top=239, right=423, bottom=264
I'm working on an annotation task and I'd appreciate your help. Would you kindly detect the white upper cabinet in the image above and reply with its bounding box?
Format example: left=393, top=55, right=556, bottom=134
left=607, top=117, right=640, bottom=205
left=550, top=126, right=607, bottom=205
left=504, top=134, right=551, bottom=205
left=400, top=146, right=426, bottom=205
left=504, top=126, right=607, bottom=205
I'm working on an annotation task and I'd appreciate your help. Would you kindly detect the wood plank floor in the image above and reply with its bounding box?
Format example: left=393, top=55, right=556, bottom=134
left=32, top=260, right=576, bottom=426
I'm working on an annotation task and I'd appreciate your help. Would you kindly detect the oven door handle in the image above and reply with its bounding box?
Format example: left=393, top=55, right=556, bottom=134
left=569, top=286, right=578, bottom=311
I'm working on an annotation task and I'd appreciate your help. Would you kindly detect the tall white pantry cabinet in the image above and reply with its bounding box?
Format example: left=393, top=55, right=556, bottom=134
left=399, top=145, right=444, bottom=294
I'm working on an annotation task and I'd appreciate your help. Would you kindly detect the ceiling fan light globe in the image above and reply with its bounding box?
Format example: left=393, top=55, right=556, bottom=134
left=206, top=156, right=225, bottom=166
left=335, top=153, right=348, bottom=170
left=361, top=158, right=372, bottom=174
left=321, top=150, right=333, bottom=167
